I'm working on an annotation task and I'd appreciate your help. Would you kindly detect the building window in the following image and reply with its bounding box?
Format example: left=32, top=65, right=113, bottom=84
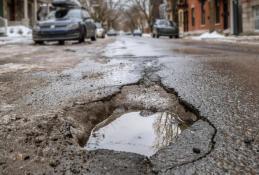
left=215, top=0, right=220, bottom=23
left=255, top=7, right=259, bottom=30
left=201, top=0, right=206, bottom=25
left=192, top=8, right=195, bottom=26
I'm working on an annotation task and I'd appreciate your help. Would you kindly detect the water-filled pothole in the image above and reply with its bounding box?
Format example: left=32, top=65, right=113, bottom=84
left=85, top=111, right=188, bottom=157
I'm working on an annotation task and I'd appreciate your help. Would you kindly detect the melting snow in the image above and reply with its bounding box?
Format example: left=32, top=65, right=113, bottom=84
left=0, top=25, right=32, bottom=45
left=193, top=31, right=225, bottom=40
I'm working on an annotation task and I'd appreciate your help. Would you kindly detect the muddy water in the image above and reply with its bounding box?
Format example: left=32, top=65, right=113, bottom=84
left=86, top=111, right=185, bottom=157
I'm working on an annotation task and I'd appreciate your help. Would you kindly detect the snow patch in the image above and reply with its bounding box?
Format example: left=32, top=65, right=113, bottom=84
left=193, top=31, right=225, bottom=40
left=143, top=33, right=151, bottom=38
left=0, top=25, right=32, bottom=45
left=7, top=25, right=32, bottom=37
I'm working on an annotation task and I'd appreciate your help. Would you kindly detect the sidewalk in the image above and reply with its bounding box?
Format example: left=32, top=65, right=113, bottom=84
left=184, top=31, right=259, bottom=45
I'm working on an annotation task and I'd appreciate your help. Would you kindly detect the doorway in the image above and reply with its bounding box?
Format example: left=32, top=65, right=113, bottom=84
left=223, top=0, right=229, bottom=29
left=0, top=0, right=3, bottom=17
left=7, top=0, right=15, bottom=21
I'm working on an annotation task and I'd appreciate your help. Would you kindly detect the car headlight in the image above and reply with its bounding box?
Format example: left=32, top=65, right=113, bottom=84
left=67, top=23, right=79, bottom=30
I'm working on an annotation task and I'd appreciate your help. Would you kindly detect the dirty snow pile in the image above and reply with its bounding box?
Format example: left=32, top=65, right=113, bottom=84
left=7, top=25, right=32, bottom=37
left=0, top=25, right=32, bottom=45
left=193, top=31, right=225, bottom=40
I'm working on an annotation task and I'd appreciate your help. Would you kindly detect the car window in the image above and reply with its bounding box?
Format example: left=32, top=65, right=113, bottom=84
left=170, top=21, right=176, bottom=27
left=95, top=23, right=102, bottom=28
left=82, top=10, right=90, bottom=19
left=157, top=20, right=171, bottom=26
left=47, top=9, right=82, bottom=19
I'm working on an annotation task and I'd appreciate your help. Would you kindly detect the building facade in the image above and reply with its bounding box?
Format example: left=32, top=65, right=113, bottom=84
left=0, top=0, right=49, bottom=27
left=242, top=0, right=259, bottom=33
left=176, top=0, right=243, bottom=35
left=188, top=0, right=229, bottom=32
left=151, top=0, right=164, bottom=23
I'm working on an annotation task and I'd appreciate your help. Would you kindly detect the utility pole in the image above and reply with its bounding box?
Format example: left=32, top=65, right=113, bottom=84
left=209, top=0, right=215, bottom=32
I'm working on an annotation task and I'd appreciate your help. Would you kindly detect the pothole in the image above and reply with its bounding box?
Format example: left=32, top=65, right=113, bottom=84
left=85, top=110, right=188, bottom=157
left=63, top=77, right=200, bottom=158
left=59, top=75, right=217, bottom=173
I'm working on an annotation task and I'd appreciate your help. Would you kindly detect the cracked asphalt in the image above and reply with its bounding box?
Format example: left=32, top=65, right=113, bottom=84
left=0, top=36, right=258, bottom=175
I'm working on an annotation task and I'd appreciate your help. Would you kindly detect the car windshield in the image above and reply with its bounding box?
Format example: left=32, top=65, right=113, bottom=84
left=47, top=9, right=81, bottom=19
left=95, top=23, right=102, bottom=28
left=157, top=20, right=171, bottom=26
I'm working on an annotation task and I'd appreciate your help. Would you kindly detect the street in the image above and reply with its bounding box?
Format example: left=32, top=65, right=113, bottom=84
left=0, top=36, right=259, bottom=175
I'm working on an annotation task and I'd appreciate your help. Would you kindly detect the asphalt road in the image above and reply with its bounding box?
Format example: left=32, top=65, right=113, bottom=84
left=0, top=36, right=258, bottom=175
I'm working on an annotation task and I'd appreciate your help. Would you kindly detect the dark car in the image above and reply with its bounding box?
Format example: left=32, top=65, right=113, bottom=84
left=95, top=23, right=106, bottom=38
left=33, top=8, right=96, bottom=44
left=152, top=19, right=179, bottom=39
left=52, top=0, right=81, bottom=8
left=106, top=29, right=118, bottom=36
left=133, top=29, right=142, bottom=37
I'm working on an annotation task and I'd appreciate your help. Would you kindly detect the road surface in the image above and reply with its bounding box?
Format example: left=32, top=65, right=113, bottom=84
left=0, top=36, right=258, bottom=175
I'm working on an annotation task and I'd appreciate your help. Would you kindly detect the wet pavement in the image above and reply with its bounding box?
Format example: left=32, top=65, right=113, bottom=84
left=0, top=36, right=258, bottom=175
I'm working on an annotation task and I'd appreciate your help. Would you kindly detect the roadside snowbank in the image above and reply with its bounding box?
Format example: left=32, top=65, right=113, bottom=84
left=7, top=25, right=32, bottom=37
left=143, top=33, right=151, bottom=38
left=188, top=31, right=259, bottom=45
left=193, top=31, right=225, bottom=40
left=0, top=25, right=32, bottom=45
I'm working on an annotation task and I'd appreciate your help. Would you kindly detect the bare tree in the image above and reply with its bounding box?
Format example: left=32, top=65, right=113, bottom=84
left=122, top=4, right=147, bottom=32
left=126, top=0, right=153, bottom=30
left=80, top=0, right=123, bottom=29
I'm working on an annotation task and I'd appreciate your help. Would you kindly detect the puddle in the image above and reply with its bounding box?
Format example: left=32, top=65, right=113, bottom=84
left=85, top=111, right=186, bottom=157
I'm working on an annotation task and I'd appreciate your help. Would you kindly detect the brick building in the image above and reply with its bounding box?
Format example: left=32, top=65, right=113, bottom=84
left=242, top=0, right=259, bottom=33
left=186, top=0, right=229, bottom=32
left=151, top=0, right=164, bottom=23
left=164, top=0, right=178, bottom=21
left=176, top=0, right=242, bottom=35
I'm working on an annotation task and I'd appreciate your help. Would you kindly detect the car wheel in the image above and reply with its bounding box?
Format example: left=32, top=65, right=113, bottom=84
left=91, top=35, right=96, bottom=41
left=79, top=27, right=85, bottom=43
left=175, top=34, right=179, bottom=39
left=152, top=34, right=155, bottom=38
left=59, top=41, right=65, bottom=45
left=156, top=34, right=160, bottom=38
left=34, top=41, right=44, bottom=45
left=169, top=36, right=173, bottom=39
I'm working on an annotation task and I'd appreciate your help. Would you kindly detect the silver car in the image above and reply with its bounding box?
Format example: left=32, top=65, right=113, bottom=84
left=95, top=23, right=105, bottom=38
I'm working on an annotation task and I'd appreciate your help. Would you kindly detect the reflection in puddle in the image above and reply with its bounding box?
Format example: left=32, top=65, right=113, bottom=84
left=86, top=111, right=186, bottom=156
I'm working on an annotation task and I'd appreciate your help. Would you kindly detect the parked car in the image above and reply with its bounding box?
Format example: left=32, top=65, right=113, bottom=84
left=52, top=0, right=81, bottom=8
left=133, top=29, right=142, bottom=37
left=95, top=23, right=105, bottom=38
left=125, top=32, right=132, bottom=36
left=152, top=19, right=179, bottom=39
left=106, top=29, right=117, bottom=36
left=33, top=7, right=96, bottom=44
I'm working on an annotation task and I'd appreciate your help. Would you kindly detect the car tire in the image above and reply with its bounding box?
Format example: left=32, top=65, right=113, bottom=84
left=91, top=35, right=96, bottom=41
left=79, top=27, right=85, bottom=43
left=152, top=34, right=155, bottom=38
left=175, top=34, right=179, bottom=39
left=156, top=34, right=160, bottom=38
left=34, top=41, right=44, bottom=45
left=59, top=41, right=65, bottom=45
left=169, top=36, right=173, bottom=39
